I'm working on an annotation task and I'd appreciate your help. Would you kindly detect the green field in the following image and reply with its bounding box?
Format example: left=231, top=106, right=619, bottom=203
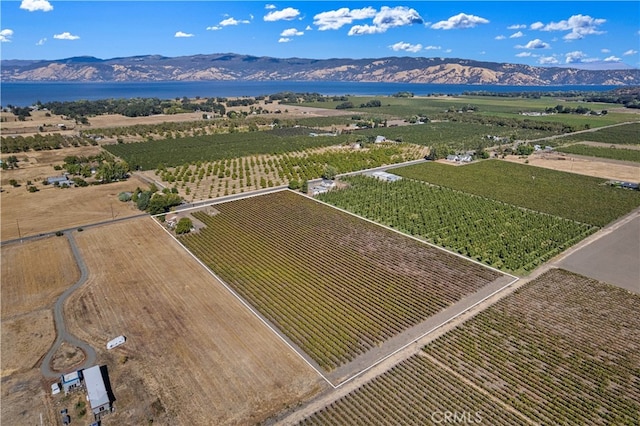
left=559, top=122, right=640, bottom=145
left=294, top=95, right=634, bottom=127
left=301, top=269, right=640, bottom=425
left=424, top=269, right=640, bottom=425
left=299, top=354, right=529, bottom=426
left=317, top=176, right=596, bottom=273
left=181, top=190, right=502, bottom=371
left=556, top=144, right=640, bottom=163
left=390, top=160, right=640, bottom=227
left=103, top=128, right=351, bottom=169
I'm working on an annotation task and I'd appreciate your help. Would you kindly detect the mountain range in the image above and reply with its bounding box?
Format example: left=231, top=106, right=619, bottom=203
left=2, top=53, right=639, bottom=85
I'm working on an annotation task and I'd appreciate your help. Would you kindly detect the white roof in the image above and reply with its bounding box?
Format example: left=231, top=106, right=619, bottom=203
left=51, top=383, right=61, bottom=395
left=62, top=371, right=80, bottom=383
left=83, top=365, right=109, bottom=409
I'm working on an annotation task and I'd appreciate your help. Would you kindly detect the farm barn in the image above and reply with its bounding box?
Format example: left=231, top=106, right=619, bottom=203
left=83, top=365, right=112, bottom=420
left=371, top=171, right=402, bottom=182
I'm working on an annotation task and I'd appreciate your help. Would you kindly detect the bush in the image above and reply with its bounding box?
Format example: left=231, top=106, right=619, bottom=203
left=55, top=231, right=64, bottom=236
left=175, top=217, right=193, bottom=234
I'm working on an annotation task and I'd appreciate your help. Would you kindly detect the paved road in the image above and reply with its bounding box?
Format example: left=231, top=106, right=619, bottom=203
left=556, top=210, right=640, bottom=294
left=40, top=231, right=97, bottom=378
left=0, top=213, right=148, bottom=247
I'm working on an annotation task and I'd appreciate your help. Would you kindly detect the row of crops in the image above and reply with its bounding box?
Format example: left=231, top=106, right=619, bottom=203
left=423, top=268, right=640, bottom=425
left=298, top=269, right=640, bottom=425
left=390, top=160, right=640, bottom=227
left=154, top=144, right=427, bottom=200
left=556, top=144, right=640, bottom=163
left=298, top=354, right=529, bottom=426
left=180, top=191, right=502, bottom=371
left=103, top=128, right=352, bottom=170
left=317, top=175, right=597, bottom=273
left=560, top=122, right=640, bottom=145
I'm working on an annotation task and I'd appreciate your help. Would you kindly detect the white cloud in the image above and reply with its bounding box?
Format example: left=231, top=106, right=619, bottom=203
left=174, top=31, right=194, bottom=38
left=278, top=37, right=291, bottom=43
left=219, top=17, right=250, bottom=26
left=348, top=6, right=423, bottom=35
left=623, top=49, right=638, bottom=56
left=389, top=41, right=423, bottom=53
left=54, top=32, right=80, bottom=40
left=532, top=14, right=606, bottom=40
left=348, top=24, right=383, bottom=36
left=601, top=48, right=610, bottom=53
left=424, top=45, right=441, bottom=50
left=604, top=56, right=622, bottom=62
left=264, top=7, right=300, bottom=22
left=206, top=26, right=221, bottom=31
left=538, top=56, right=559, bottom=65
left=313, top=7, right=376, bottom=31
left=565, top=50, right=587, bottom=63
left=509, top=31, right=524, bottom=39
left=516, top=38, right=550, bottom=49
left=36, top=37, right=47, bottom=45
left=515, top=52, right=532, bottom=57
left=280, top=28, right=303, bottom=37
left=0, top=29, right=14, bottom=43
left=495, top=35, right=506, bottom=40
left=530, top=22, right=544, bottom=30
left=305, top=25, right=312, bottom=31
left=265, top=4, right=276, bottom=10
left=20, top=0, right=53, bottom=12
left=372, top=6, right=423, bottom=29
left=431, top=13, right=489, bottom=30
left=508, top=24, right=526, bottom=30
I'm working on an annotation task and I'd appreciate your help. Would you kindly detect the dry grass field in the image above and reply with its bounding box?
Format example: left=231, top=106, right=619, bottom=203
left=1, top=145, right=147, bottom=240
left=503, top=152, right=640, bottom=182
left=1, top=236, right=79, bottom=317
left=1, top=177, right=145, bottom=240
left=1, top=236, right=80, bottom=425
left=62, top=217, right=322, bottom=424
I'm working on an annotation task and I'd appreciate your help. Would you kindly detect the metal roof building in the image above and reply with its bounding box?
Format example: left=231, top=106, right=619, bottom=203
left=83, top=365, right=111, bottom=417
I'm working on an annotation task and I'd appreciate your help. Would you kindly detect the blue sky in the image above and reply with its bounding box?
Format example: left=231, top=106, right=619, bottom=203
left=1, top=1, right=638, bottom=68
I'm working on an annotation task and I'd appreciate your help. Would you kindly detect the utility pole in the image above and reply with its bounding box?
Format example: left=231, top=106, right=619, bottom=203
left=16, top=219, right=21, bottom=239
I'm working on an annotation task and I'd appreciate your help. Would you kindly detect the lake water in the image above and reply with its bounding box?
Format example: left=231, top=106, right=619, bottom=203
left=0, top=80, right=621, bottom=107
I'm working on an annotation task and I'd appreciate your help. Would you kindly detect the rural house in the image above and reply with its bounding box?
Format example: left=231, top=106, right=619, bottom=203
left=60, top=371, right=82, bottom=394
left=47, top=174, right=74, bottom=186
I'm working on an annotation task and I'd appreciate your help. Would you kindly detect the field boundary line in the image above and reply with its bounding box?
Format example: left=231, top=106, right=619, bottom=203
left=421, top=353, right=538, bottom=426
left=148, top=215, right=337, bottom=389
left=294, top=189, right=517, bottom=279
left=332, top=274, right=519, bottom=388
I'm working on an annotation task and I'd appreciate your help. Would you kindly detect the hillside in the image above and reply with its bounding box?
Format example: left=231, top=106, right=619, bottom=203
left=2, top=54, right=639, bottom=85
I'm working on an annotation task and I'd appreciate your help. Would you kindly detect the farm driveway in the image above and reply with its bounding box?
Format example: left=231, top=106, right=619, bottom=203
left=40, top=232, right=96, bottom=378
left=557, top=211, right=640, bottom=294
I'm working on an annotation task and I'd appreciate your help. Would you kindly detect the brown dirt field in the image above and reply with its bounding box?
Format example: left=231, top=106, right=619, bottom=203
left=1, top=370, right=56, bottom=426
left=502, top=152, right=640, bottom=182
left=50, top=343, right=86, bottom=372
left=64, top=217, right=322, bottom=424
left=1, top=236, right=79, bottom=317
left=1, top=310, right=55, bottom=377
left=0, top=110, right=78, bottom=136
left=0, top=176, right=145, bottom=240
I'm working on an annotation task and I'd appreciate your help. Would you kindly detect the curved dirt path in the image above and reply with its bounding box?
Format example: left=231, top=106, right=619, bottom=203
left=40, top=231, right=97, bottom=378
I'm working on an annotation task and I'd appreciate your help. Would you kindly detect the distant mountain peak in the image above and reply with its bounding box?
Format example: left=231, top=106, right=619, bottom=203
left=2, top=53, right=639, bottom=85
